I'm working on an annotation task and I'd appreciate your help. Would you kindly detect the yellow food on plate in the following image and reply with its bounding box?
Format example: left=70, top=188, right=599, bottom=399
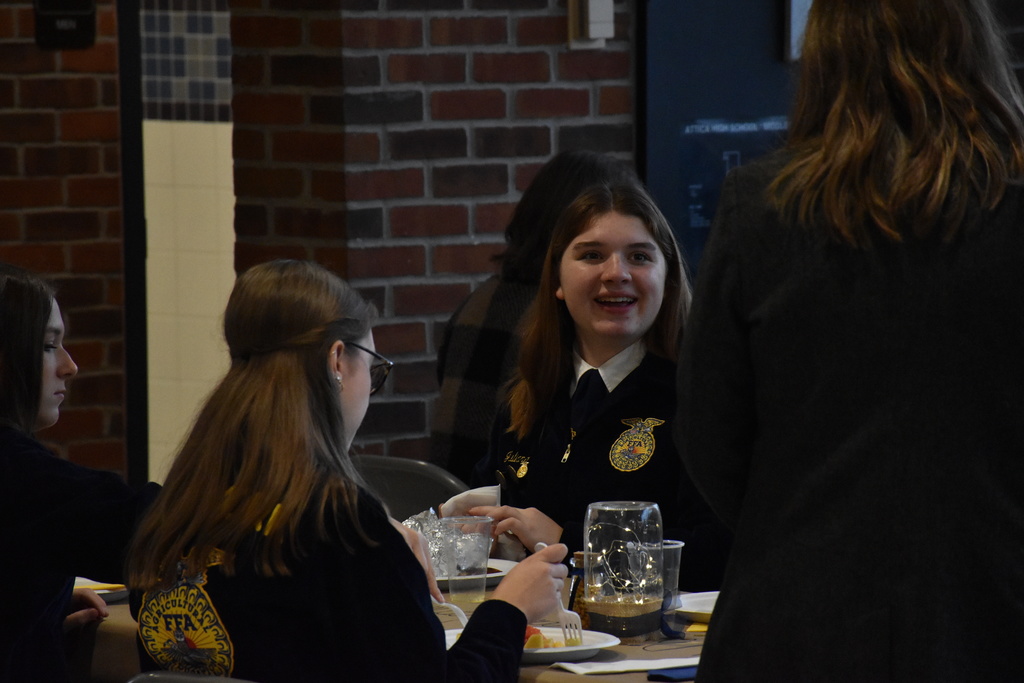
left=523, top=625, right=565, bottom=649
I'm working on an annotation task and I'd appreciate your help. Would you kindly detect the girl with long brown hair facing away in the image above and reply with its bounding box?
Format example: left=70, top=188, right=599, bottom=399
left=470, top=183, right=732, bottom=592
left=678, top=0, right=1024, bottom=679
left=128, top=259, right=568, bottom=682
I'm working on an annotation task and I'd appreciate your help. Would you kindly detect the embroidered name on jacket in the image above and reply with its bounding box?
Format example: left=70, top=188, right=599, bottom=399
left=137, top=560, right=234, bottom=676
left=609, top=418, right=665, bottom=472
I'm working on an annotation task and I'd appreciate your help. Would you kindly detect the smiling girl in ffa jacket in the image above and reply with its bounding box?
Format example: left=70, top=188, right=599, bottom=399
left=470, top=183, right=730, bottom=591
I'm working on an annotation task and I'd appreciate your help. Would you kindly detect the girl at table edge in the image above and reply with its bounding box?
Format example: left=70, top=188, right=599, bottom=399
left=0, top=263, right=158, bottom=683
left=127, top=259, right=568, bottom=683
left=468, top=183, right=731, bottom=592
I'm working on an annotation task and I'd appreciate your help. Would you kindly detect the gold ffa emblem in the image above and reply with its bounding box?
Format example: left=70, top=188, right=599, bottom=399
left=609, top=418, right=665, bottom=472
left=137, top=561, right=234, bottom=676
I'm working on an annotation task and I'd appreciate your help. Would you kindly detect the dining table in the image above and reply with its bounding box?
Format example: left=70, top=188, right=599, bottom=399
left=71, top=591, right=705, bottom=683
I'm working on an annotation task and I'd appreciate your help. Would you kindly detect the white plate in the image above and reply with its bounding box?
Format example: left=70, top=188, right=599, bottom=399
left=446, top=627, right=620, bottom=664
left=674, top=590, right=718, bottom=623
left=74, top=576, right=129, bottom=603
left=436, top=559, right=517, bottom=590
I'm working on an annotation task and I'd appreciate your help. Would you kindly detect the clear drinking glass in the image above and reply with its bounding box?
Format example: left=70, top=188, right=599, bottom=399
left=440, top=515, right=493, bottom=606
left=581, top=501, right=663, bottom=643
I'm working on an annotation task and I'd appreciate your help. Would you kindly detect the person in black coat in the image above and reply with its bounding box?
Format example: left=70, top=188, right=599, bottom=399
left=0, top=263, right=157, bottom=683
left=677, top=1, right=1024, bottom=680
left=470, top=184, right=730, bottom=591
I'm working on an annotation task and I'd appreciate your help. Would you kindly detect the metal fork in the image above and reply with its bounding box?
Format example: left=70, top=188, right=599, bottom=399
left=534, top=542, right=584, bottom=646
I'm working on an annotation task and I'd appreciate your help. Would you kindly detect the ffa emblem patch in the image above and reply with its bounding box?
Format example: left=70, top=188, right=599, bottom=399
left=609, top=418, right=665, bottom=472
left=137, top=561, right=234, bottom=676
left=502, top=450, right=530, bottom=478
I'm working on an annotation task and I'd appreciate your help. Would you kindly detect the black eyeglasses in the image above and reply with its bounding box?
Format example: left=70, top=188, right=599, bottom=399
left=347, top=342, right=394, bottom=395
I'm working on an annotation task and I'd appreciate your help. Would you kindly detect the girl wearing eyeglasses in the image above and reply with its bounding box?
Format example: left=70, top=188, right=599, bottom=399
left=127, top=259, right=568, bottom=682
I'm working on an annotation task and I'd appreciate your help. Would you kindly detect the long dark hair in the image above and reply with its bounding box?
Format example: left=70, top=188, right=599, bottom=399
left=498, top=150, right=639, bottom=283
left=506, top=184, right=690, bottom=439
left=0, top=263, right=55, bottom=434
left=130, top=260, right=377, bottom=587
left=771, top=0, right=1024, bottom=246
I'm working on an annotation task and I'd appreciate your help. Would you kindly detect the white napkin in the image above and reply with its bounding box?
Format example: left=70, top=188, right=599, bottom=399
left=440, top=485, right=526, bottom=561
left=550, top=656, right=700, bottom=675
left=439, top=485, right=500, bottom=517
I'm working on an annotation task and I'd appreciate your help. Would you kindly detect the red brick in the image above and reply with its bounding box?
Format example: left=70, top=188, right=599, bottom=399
left=0, top=80, right=13, bottom=108
left=430, top=90, right=505, bottom=120
left=270, top=55, right=346, bottom=89
left=20, top=78, right=98, bottom=108
left=390, top=205, right=468, bottom=237
left=234, top=242, right=309, bottom=275
left=96, top=5, right=117, bottom=37
left=394, top=282, right=471, bottom=316
left=63, top=339, right=105, bottom=367
left=67, top=440, right=126, bottom=472
left=26, top=210, right=102, bottom=240
left=558, top=50, right=631, bottom=80
left=342, top=18, right=422, bottom=49
left=54, top=277, right=105, bottom=308
left=599, top=85, right=632, bottom=115
left=234, top=166, right=304, bottom=199
left=100, top=77, right=118, bottom=107
left=231, top=15, right=302, bottom=48
left=0, top=178, right=62, bottom=208
left=344, top=133, right=380, bottom=163
left=433, top=164, right=508, bottom=198
left=66, top=306, right=121, bottom=338
left=0, top=244, right=67, bottom=272
left=60, top=110, right=120, bottom=142
left=0, top=43, right=56, bottom=74
left=388, top=54, right=465, bottom=83
left=434, top=243, right=504, bottom=274
left=70, top=242, right=121, bottom=273
left=516, top=15, right=567, bottom=46
left=0, top=8, right=15, bottom=38
left=0, top=112, right=56, bottom=143
left=272, top=130, right=347, bottom=162
left=61, top=42, right=119, bottom=73
left=232, top=93, right=305, bottom=125
left=310, top=20, right=342, bottom=48
left=373, top=322, right=427, bottom=355
left=515, top=88, right=589, bottom=118
left=235, top=204, right=269, bottom=237
left=475, top=202, right=515, bottom=234
left=430, top=17, right=507, bottom=46
left=330, top=168, right=423, bottom=202
left=346, top=245, right=426, bottom=279
left=0, top=212, right=21, bottom=240
left=388, top=360, right=437, bottom=394
left=68, top=177, right=120, bottom=207
left=273, top=207, right=347, bottom=239
left=514, top=161, right=546, bottom=191
left=310, top=246, right=349, bottom=278
left=473, top=52, right=549, bottom=83
left=24, top=146, right=100, bottom=176
left=233, top=55, right=265, bottom=87
left=233, top=128, right=265, bottom=161
left=41, top=407, right=106, bottom=441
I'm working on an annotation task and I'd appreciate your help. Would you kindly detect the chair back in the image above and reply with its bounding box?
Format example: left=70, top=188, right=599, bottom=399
left=351, top=455, right=468, bottom=520
left=127, top=672, right=258, bottom=682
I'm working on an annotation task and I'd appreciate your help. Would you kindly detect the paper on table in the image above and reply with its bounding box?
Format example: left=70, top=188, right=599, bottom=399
left=550, top=657, right=700, bottom=675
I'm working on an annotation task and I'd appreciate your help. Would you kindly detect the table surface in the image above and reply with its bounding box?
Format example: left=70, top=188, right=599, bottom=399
left=76, top=594, right=704, bottom=682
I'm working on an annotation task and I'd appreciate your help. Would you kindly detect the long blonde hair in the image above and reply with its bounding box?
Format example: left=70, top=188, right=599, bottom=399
left=506, top=184, right=690, bottom=439
left=129, top=260, right=375, bottom=588
left=771, top=0, right=1024, bottom=246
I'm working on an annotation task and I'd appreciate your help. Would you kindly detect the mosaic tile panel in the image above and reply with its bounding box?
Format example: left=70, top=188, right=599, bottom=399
left=141, top=0, right=231, bottom=122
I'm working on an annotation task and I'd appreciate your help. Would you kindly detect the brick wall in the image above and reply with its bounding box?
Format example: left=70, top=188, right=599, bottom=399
left=230, top=0, right=638, bottom=460
left=0, top=0, right=130, bottom=475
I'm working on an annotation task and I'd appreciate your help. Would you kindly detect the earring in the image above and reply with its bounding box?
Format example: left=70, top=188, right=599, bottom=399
left=335, top=374, right=343, bottom=389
